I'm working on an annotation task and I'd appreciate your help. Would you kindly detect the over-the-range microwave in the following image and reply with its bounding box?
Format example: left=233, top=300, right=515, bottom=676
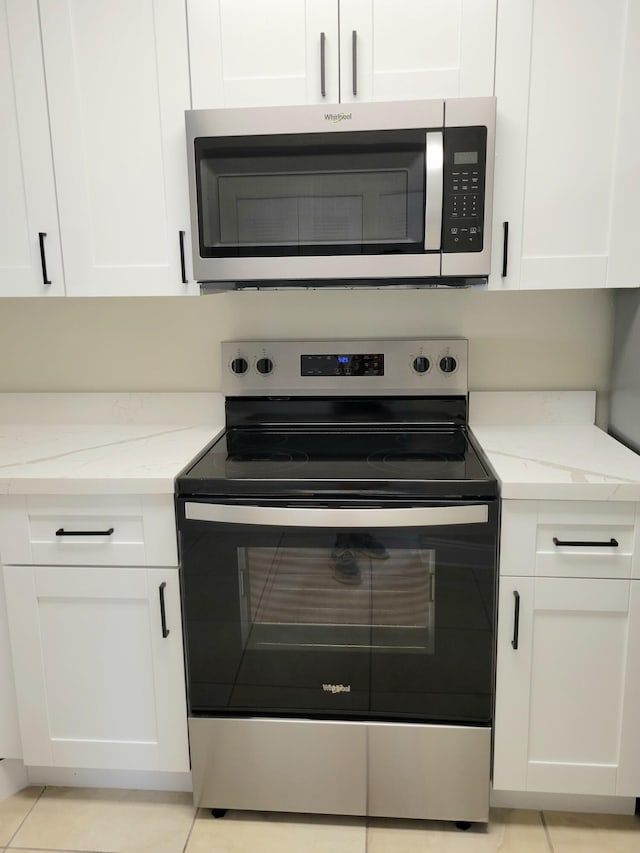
left=185, top=97, right=496, bottom=291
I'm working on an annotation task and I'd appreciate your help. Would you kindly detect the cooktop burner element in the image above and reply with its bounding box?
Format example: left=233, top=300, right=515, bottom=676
left=176, top=338, right=497, bottom=500
left=225, top=447, right=310, bottom=475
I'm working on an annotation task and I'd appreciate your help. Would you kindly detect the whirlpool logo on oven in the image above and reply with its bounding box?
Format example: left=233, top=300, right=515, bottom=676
left=324, top=112, right=352, bottom=123
left=322, top=683, right=351, bottom=694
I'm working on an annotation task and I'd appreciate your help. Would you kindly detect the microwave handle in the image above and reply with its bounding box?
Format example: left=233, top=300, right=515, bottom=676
left=184, top=502, right=489, bottom=528
left=425, top=131, right=443, bottom=251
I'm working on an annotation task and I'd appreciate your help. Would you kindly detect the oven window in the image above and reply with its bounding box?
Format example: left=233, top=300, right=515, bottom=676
left=239, top=540, right=435, bottom=655
left=194, top=129, right=426, bottom=258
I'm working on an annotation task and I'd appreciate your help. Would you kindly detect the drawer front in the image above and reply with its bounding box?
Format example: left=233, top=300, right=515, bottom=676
left=0, top=495, right=177, bottom=567
left=536, top=502, right=634, bottom=579
left=501, top=500, right=638, bottom=579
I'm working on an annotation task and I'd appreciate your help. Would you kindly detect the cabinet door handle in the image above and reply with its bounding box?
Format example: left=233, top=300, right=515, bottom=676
left=552, top=537, right=619, bottom=547
left=179, top=230, right=188, bottom=283
left=352, top=30, right=358, bottom=96
left=55, top=527, right=115, bottom=536
left=511, top=590, right=520, bottom=650
left=38, top=232, right=52, bottom=285
left=159, top=582, right=170, bottom=638
left=501, top=221, right=509, bottom=278
left=320, top=32, right=326, bottom=97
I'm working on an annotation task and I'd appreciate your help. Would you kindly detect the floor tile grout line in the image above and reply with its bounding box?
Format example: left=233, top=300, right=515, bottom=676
left=180, top=804, right=200, bottom=853
left=5, top=847, right=118, bottom=853
left=540, top=810, right=556, bottom=853
left=4, top=785, right=48, bottom=849
left=7, top=846, right=119, bottom=853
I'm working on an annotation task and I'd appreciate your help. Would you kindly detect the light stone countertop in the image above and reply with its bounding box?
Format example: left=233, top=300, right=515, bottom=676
left=0, top=393, right=224, bottom=495
left=2, top=390, right=640, bottom=500
left=469, top=391, right=640, bottom=501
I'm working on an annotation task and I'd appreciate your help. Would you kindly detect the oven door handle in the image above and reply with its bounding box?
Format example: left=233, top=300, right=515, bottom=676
left=184, top=502, right=489, bottom=527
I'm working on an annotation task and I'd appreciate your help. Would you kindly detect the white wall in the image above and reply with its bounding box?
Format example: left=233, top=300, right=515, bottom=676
left=0, top=288, right=614, bottom=422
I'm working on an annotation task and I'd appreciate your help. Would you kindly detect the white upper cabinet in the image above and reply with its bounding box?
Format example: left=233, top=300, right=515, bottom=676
left=188, top=0, right=496, bottom=109
left=39, top=0, right=197, bottom=296
left=338, top=0, right=496, bottom=103
left=0, top=1, right=63, bottom=296
left=490, top=0, right=640, bottom=290
left=2, top=0, right=196, bottom=298
left=189, top=0, right=340, bottom=107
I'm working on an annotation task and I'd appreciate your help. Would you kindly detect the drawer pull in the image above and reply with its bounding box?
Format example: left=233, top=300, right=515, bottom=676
left=511, top=590, right=520, bottom=650
left=552, top=537, right=619, bottom=548
left=159, top=582, right=170, bottom=638
left=55, top=527, right=115, bottom=536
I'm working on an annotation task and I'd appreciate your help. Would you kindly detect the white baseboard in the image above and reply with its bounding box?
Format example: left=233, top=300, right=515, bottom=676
left=25, top=766, right=192, bottom=793
left=0, top=759, right=28, bottom=800
left=490, top=787, right=636, bottom=815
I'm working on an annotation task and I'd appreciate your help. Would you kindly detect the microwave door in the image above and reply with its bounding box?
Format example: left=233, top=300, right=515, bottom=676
left=425, top=131, right=444, bottom=256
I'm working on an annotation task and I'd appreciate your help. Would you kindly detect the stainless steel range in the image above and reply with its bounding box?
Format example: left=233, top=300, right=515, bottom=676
left=175, top=339, right=499, bottom=824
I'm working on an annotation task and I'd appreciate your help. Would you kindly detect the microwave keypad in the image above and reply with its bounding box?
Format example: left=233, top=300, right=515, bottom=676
left=441, top=127, right=487, bottom=254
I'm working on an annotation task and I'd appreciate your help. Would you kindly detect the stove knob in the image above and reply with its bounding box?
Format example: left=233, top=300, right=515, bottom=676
left=231, top=357, right=248, bottom=375
left=256, top=357, right=274, bottom=375
left=412, top=356, right=430, bottom=374
left=439, top=356, right=457, bottom=374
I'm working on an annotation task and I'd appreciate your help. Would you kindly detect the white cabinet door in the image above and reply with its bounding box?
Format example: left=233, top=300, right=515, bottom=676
left=0, top=571, right=21, bottom=760
left=338, top=0, right=496, bottom=103
left=618, top=579, right=640, bottom=795
left=188, top=0, right=496, bottom=109
left=0, top=1, right=64, bottom=296
left=3, top=564, right=189, bottom=772
left=38, top=0, right=197, bottom=296
left=493, top=575, right=632, bottom=795
left=188, top=0, right=340, bottom=108
left=490, top=0, right=640, bottom=290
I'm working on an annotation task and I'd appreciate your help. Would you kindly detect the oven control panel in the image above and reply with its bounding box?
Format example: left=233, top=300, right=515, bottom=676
left=222, top=339, right=468, bottom=396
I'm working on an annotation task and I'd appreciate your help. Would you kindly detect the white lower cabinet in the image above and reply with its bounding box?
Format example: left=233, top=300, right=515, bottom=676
left=618, top=579, right=640, bottom=795
left=493, top=501, right=640, bottom=796
left=3, top=564, right=189, bottom=772
left=0, top=572, right=21, bottom=760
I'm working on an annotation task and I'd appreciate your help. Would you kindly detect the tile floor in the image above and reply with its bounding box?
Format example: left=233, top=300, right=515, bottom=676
left=0, top=786, right=639, bottom=853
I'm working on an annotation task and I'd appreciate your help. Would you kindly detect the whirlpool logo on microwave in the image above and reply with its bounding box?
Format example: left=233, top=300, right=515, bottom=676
left=324, top=112, right=352, bottom=123
left=322, top=683, right=351, bottom=694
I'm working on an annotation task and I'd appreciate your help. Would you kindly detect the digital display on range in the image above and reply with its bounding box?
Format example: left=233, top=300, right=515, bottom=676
left=301, top=353, right=384, bottom=376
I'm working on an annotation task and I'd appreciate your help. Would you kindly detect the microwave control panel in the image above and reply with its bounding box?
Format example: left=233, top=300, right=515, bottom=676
left=441, top=126, right=487, bottom=254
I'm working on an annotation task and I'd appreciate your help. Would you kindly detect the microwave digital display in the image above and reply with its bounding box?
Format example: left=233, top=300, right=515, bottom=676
left=454, top=151, right=478, bottom=165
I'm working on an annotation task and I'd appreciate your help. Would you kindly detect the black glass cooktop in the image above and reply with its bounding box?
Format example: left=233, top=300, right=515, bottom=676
left=177, top=425, right=497, bottom=499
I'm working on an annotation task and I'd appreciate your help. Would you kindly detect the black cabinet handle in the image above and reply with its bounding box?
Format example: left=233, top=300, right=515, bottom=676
left=159, top=582, right=170, bottom=638
left=179, top=230, right=188, bottom=283
left=320, top=32, right=326, bottom=97
left=352, top=30, right=358, bottom=96
left=552, top=537, right=619, bottom=547
left=501, top=221, right=509, bottom=278
left=56, top=527, right=114, bottom=536
left=38, top=232, right=52, bottom=285
left=511, top=590, right=520, bottom=650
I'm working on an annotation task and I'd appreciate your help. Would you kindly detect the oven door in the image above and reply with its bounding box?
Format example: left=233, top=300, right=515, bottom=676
left=178, top=499, right=498, bottom=725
